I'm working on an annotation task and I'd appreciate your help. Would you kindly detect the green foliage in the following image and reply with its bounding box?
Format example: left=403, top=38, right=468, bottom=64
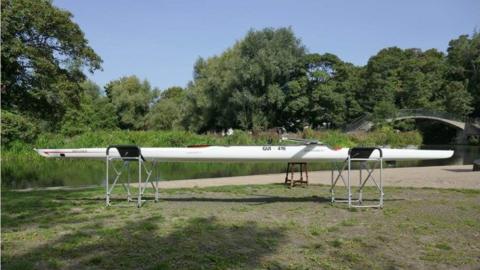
left=182, top=30, right=477, bottom=131
left=362, top=43, right=477, bottom=119
left=442, top=81, right=473, bottom=116
left=5, top=128, right=422, bottom=150
left=146, top=87, right=186, bottom=130
left=446, top=33, right=480, bottom=117
left=146, top=99, right=182, bottom=130
left=185, top=27, right=306, bottom=132
left=224, top=130, right=253, bottom=145
left=1, top=0, right=102, bottom=125
left=33, top=130, right=220, bottom=148
left=185, top=29, right=369, bottom=131
left=301, top=128, right=420, bottom=148
left=372, top=100, right=397, bottom=125
left=352, top=126, right=423, bottom=147
left=303, top=129, right=354, bottom=148
left=159, top=86, right=185, bottom=100
left=302, top=53, right=363, bottom=128
left=1, top=110, right=39, bottom=145
left=363, top=48, right=445, bottom=112
left=105, top=76, right=158, bottom=130
left=60, top=81, right=118, bottom=136
left=392, top=119, right=416, bottom=131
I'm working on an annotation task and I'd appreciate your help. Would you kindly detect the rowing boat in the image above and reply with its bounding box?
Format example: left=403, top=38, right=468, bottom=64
left=35, top=145, right=454, bottom=162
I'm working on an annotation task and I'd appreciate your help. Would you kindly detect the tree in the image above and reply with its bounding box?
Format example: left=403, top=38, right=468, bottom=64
left=442, top=81, right=473, bottom=116
left=301, top=53, right=362, bottom=128
left=1, top=110, right=39, bottom=145
left=105, top=76, right=158, bottom=130
left=146, top=87, right=186, bottom=130
left=60, top=81, right=117, bottom=135
left=361, top=47, right=403, bottom=111
left=1, top=0, right=102, bottom=125
left=446, top=33, right=480, bottom=117
left=159, top=86, right=184, bottom=100
left=372, top=100, right=397, bottom=125
left=362, top=47, right=456, bottom=114
left=185, top=27, right=306, bottom=132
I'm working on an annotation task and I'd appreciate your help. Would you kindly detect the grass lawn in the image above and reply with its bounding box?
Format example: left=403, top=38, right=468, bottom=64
left=2, top=184, right=480, bottom=269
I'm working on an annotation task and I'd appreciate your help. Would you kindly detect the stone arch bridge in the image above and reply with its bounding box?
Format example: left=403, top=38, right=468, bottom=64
left=344, top=109, right=480, bottom=140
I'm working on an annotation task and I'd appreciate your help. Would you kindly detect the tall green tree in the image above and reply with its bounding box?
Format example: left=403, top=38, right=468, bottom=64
left=185, top=27, right=306, bottom=132
left=301, top=53, right=362, bottom=128
left=361, top=47, right=402, bottom=112
left=442, top=81, right=473, bottom=116
left=146, top=86, right=186, bottom=130
left=105, top=76, right=158, bottom=130
left=361, top=47, right=468, bottom=116
left=446, top=33, right=479, bottom=117
left=1, top=0, right=102, bottom=125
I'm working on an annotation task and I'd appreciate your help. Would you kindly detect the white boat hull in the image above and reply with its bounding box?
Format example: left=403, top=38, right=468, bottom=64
left=36, top=145, right=454, bottom=162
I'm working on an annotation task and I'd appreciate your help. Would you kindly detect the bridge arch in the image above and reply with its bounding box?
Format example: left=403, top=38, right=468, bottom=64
left=344, top=109, right=473, bottom=133
left=387, top=115, right=465, bottom=130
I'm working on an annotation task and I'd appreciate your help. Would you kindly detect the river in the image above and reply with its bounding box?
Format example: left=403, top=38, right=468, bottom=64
left=2, top=145, right=479, bottom=189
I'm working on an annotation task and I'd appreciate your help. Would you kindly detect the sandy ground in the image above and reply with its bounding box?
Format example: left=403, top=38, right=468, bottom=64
left=135, top=165, right=479, bottom=190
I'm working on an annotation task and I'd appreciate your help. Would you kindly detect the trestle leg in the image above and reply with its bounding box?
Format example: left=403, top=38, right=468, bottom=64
left=106, top=157, right=110, bottom=206
left=105, top=147, right=160, bottom=207
left=347, top=157, right=352, bottom=208
left=330, top=148, right=384, bottom=208
left=358, top=163, right=363, bottom=204
left=137, top=158, right=142, bottom=208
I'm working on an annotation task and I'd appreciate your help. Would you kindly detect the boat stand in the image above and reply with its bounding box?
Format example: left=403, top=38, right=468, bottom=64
left=330, top=147, right=384, bottom=208
left=105, top=145, right=160, bottom=207
left=284, top=162, right=309, bottom=187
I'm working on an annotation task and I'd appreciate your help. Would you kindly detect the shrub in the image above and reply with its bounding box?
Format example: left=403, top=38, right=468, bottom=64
left=1, top=110, right=39, bottom=146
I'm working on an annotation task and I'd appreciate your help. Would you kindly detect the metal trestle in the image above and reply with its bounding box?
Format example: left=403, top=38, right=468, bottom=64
left=105, top=145, right=160, bottom=207
left=330, top=147, right=384, bottom=208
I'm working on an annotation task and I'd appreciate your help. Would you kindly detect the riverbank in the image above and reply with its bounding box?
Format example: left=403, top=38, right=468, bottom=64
left=124, top=164, right=478, bottom=190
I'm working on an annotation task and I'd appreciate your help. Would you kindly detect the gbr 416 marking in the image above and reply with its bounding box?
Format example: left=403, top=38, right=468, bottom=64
left=262, top=146, right=286, bottom=151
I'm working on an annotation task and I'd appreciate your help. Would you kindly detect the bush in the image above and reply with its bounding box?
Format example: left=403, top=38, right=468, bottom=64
left=1, top=110, right=39, bottom=146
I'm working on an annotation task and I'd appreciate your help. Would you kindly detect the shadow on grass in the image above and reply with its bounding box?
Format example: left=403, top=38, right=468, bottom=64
left=54, top=195, right=403, bottom=206
left=442, top=168, right=474, bottom=173
left=2, top=215, right=286, bottom=270
left=59, top=194, right=333, bottom=204
left=1, top=189, right=101, bottom=229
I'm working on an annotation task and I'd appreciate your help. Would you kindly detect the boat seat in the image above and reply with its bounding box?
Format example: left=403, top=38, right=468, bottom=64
left=107, top=145, right=145, bottom=161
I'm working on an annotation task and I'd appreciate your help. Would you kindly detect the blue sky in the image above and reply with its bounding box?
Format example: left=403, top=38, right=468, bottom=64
left=54, top=0, right=479, bottom=90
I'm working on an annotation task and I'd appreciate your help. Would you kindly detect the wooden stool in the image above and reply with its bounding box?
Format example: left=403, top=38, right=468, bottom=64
left=284, top=162, right=309, bottom=187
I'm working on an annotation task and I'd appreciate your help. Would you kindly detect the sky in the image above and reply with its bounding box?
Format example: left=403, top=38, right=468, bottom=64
left=54, top=0, right=480, bottom=90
